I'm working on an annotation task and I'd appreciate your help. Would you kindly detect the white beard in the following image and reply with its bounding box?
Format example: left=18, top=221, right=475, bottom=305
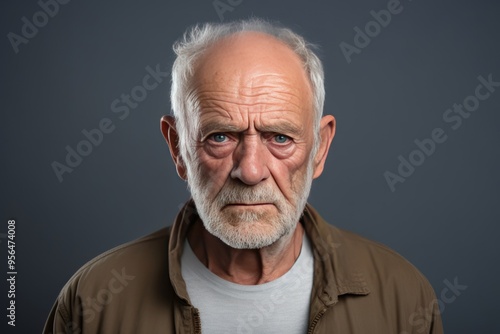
left=186, top=159, right=314, bottom=249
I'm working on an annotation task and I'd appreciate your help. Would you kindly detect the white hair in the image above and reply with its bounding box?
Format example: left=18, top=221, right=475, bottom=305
left=170, top=18, right=325, bottom=165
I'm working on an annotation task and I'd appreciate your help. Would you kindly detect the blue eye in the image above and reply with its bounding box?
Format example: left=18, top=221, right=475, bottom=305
left=274, top=134, right=289, bottom=144
left=212, top=133, right=227, bottom=142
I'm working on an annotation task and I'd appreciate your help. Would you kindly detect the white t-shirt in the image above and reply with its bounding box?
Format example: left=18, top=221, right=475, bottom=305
left=181, top=233, right=314, bottom=334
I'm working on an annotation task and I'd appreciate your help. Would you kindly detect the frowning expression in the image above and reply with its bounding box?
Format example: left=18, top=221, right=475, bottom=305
left=180, top=32, right=320, bottom=248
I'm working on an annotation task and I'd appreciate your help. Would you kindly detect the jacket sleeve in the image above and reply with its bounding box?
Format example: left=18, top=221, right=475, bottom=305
left=405, top=278, right=444, bottom=334
left=428, top=294, right=444, bottom=334
left=43, top=298, right=66, bottom=334
left=43, top=293, right=82, bottom=334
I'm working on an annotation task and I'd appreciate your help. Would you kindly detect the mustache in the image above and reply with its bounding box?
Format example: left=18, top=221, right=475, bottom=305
left=215, top=182, right=281, bottom=205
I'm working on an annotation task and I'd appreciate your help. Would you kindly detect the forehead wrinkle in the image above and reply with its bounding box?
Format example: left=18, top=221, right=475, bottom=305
left=194, top=69, right=308, bottom=109
left=243, top=72, right=307, bottom=109
left=198, top=96, right=303, bottom=112
left=196, top=87, right=310, bottom=138
left=196, top=87, right=305, bottom=112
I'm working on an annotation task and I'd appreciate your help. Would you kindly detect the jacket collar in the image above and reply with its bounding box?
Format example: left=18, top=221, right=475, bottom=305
left=302, top=204, right=370, bottom=309
left=168, top=200, right=370, bottom=307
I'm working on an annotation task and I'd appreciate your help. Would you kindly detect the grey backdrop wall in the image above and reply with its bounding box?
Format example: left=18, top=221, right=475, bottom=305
left=2, top=0, right=499, bottom=332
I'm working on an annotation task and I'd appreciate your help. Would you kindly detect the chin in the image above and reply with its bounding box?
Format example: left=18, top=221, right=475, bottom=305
left=206, top=216, right=296, bottom=250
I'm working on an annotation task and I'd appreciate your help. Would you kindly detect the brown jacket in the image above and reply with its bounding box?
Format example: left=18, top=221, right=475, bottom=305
left=44, top=201, right=443, bottom=333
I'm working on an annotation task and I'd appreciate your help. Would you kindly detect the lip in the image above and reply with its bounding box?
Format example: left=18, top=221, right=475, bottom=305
left=224, top=203, right=273, bottom=207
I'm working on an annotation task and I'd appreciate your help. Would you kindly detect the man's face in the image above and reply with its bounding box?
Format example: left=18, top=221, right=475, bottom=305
left=183, top=33, right=318, bottom=249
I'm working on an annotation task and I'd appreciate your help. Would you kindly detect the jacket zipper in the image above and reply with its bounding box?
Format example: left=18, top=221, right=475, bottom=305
left=307, top=308, right=327, bottom=334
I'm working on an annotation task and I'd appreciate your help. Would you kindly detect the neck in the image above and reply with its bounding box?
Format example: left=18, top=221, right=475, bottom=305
left=187, top=219, right=305, bottom=285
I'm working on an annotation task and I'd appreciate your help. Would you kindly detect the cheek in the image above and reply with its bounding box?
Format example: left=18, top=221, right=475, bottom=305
left=269, top=146, right=311, bottom=196
left=266, top=144, right=296, bottom=159
left=196, top=150, right=234, bottom=190
left=203, top=141, right=237, bottom=159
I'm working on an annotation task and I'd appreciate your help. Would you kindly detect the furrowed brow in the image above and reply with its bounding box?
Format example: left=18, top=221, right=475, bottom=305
left=199, top=122, right=244, bottom=140
left=199, top=121, right=304, bottom=139
left=258, top=122, right=303, bottom=136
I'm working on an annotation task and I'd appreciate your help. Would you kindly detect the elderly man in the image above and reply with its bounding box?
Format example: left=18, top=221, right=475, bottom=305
left=44, top=19, right=443, bottom=334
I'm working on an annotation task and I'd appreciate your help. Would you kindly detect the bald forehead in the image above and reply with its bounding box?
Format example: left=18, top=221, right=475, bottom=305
left=191, top=31, right=313, bottom=101
left=198, top=31, right=303, bottom=69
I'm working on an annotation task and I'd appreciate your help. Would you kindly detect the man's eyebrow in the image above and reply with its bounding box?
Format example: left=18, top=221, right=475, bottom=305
left=199, top=123, right=244, bottom=138
left=199, top=121, right=303, bottom=139
left=258, top=123, right=303, bottom=136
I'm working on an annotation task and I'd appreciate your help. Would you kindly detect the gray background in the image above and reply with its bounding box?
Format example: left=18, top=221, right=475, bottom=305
left=1, top=0, right=499, bottom=332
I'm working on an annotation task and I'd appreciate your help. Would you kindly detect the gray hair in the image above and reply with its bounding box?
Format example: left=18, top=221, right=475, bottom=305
left=170, top=18, right=325, bottom=164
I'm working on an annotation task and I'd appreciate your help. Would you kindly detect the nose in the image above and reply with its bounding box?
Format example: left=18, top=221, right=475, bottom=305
left=230, top=135, right=270, bottom=185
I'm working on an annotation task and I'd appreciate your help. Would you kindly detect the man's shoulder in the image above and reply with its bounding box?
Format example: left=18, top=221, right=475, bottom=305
left=306, top=210, right=443, bottom=332
left=58, top=226, right=173, bottom=299
left=45, top=227, right=179, bottom=333
left=315, top=219, right=435, bottom=295
left=330, top=226, right=413, bottom=262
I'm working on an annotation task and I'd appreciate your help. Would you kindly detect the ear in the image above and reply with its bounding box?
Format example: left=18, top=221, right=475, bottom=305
left=160, top=115, right=187, bottom=180
left=312, top=115, right=336, bottom=179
